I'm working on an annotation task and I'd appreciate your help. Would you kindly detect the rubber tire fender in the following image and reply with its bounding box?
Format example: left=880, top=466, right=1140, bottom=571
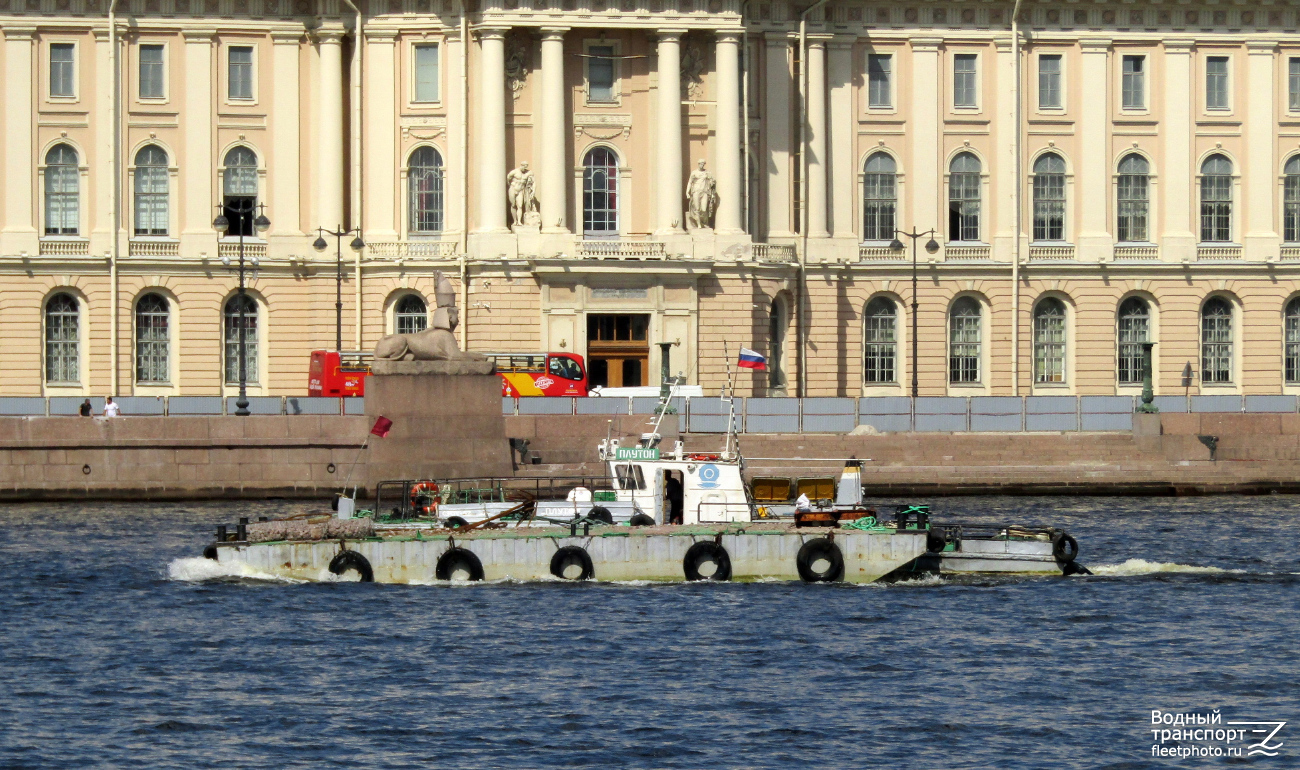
left=587, top=506, right=614, bottom=524
left=1061, top=561, right=1093, bottom=577
left=682, top=541, right=733, bottom=581
left=629, top=513, right=656, bottom=527
left=435, top=547, right=485, bottom=581
left=796, top=538, right=845, bottom=583
left=443, top=516, right=469, bottom=529
left=328, top=550, right=375, bottom=582
left=1052, top=532, right=1080, bottom=563
left=203, top=544, right=219, bottom=561
left=549, top=546, right=595, bottom=581
left=926, top=529, right=947, bottom=553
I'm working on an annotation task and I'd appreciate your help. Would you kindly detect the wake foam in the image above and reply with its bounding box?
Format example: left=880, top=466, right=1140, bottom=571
left=166, top=557, right=302, bottom=583
left=1090, top=558, right=1243, bottom=577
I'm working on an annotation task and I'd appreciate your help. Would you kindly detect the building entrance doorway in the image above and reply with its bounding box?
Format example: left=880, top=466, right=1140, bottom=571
left=587, top=313, right=649, bottom=388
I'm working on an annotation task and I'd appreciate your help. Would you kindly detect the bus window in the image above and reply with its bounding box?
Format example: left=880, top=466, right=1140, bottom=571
left=615, top=464, right=645, bottom=490
left=549, top=355, right=584, bottom=381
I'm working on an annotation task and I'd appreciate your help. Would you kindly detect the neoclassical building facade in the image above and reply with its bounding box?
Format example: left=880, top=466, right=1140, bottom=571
left=3, top=0, right=1300, bottom=398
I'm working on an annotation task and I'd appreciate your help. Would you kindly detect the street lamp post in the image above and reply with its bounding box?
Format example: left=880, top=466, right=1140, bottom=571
left=312, top=226, right=366, bottom=352
left=889, top=229, right=940, bottom=398
left=214, top=202, right=270, bottom=416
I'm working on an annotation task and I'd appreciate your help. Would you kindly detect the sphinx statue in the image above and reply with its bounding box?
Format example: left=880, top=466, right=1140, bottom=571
left=374, top=272, right=488, bottom=362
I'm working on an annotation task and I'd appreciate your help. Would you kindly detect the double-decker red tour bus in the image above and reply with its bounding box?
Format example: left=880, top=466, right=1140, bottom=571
left=307, top=350, right=587, bottom=397
left=487, top=352, right=588, bottom=396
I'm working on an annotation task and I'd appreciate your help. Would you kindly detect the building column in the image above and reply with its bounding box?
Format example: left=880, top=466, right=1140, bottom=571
left=1245, top=41, right=1279, bottom=259
left=271, top=30, right=304, bottom=236
left=713, top=31, right=743, bottom=234
left=180, top=29, right=214, bottom=242
left=1161, top=39, right=1195, bottom=260
left=909, top=39, right=941, bottom=240
left=827, top=38, right=854, bottom=239
left=1, top=27, right=35, bottom=245
left=1078, top=39, right=1112, bottom=260
left=656, top=30, right=686, bottom=234
left=764, top=33, right=793, bottom=238
left=477, top=27, right=509, bottom=232
left=539, top=28, right=569, bottom=233
left=316, top=28, right=346, bottom=231
left=993, top=38, right=1016, bottom=255
left=805, top=36, right=829, bottom=239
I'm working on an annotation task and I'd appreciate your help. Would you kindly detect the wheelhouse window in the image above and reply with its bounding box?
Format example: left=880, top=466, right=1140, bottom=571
left=867, top=53, right=892, bottom=108
left=44, top=144, right=80, bottom=235
left=862, top=152, right=896, bottom=242
left=395, top=294, right=428, bottom=335
left=1122, top=55, right=1145, bottom=109
left=1038, top=54, right=1062, bottom=109
left=135, top=293, right=170, bottom=384
left=949, top=297, right=981, bottom=384
left=1032, top=153, right=1066, bottom=242
left=1286, top=298, right=1300, bottom=384
left=45, top=293, right=79, bottom=384
left=948, top=152, right=981, bottom=242
left=1199, top=154, right=1232, bottom=243
left=1117, top=297, right=1150, bottom=385
left=1201, top=297, right=1233, bottom=384
left=1285, top=156, right=1300, bottom=243
left=408, top=146, right=445, bottom=234
left=223, top=294, right=259, bottom=384
left=582, top=147, right=619, bottom=237
left=221, top=147, right=258, bottom=237
left=134, top=145, right=169, bottom=236
left=1033, top=297, right=1066, bottom=384
left=1117, top=154, right=1150, bottom=243
left=863, top=297, right=897, bottom=384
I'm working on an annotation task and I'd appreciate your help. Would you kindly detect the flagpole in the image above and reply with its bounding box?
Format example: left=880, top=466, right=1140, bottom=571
left=342, top=434, right=370, bottom=499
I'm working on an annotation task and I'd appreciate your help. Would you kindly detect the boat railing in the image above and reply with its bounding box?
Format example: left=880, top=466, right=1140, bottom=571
left=375, top=475, right=620, bottom=520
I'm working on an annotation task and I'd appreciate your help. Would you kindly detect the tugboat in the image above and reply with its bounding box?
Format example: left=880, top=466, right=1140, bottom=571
left=198, top=382, right=1089, bottom=583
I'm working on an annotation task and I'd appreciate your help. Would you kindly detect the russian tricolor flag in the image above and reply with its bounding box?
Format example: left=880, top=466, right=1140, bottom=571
left=737, top=348, right=767, bottom=370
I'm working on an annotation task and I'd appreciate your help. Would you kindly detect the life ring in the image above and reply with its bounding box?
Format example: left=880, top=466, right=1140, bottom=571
left=629, top=513, right=656, bottom=527
left=1052, top=532, right=1080, bottom=563
left=550, top=546, right=595, bottom=580
left=683, top=542, right=732, bottom=581
left=435, top=547, right=484, bottom=581
left=328, top=550, right=374, bottom=582
left=410, top=482, right=440, bottom=517
left=796, top=538, right=844, bottom=583
left=587, top=506, right=614, bottom=524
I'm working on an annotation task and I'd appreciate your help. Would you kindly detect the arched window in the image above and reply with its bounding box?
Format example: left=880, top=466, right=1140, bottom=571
left=863, top=297, right=897, bottom=384
left=222, top=147, right=258, bottom=237
left=135, top=293, right=170, bottom=383
left=1285, top=156, right=1300, bottom=243
left=768, top=296, right=788, bottom=391
left=1117, top=154, right=1150, bottom=243
left=948, top=152, right=981, bottom=242
left=862, top=153, right=897, bottom=242
left=45, top=293, right=79, bottom=383
left=1117, top=297, right=1150, bottom=385
left=1033, top=297, right=1066, bottom=383
left=44, top=144, right=80, bottom=235
left=949, top=297, right=981, bottom=383
left=1286, top=298, right=1300, bottom=384
left=1201, top=297, right=1233, bottom=384
left=408, top=147, right=444, bottom=233
left=223, top=294, right=259, bottom=385
left=395, top=294, right=428, bottom=334
left=134, top=145, right=169, bottom=236
left=1032, top=153, right=1066, bottom=242
left=1199, top=154, right=1232, bottom=243
left=583, top=147, right=619, bottom=238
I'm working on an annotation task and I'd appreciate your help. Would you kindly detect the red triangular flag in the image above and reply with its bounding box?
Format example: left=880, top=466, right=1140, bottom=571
left=370, top=416, right=393, bottom=438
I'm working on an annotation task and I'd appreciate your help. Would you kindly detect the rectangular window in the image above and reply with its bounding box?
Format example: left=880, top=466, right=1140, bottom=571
left=139, top=44, right=165, bottom=99
left=228, top=46, right=254, bottom=100
left=1287, top=312, right=1300, bottom=384
left=867, top=54, right=892, bottom=108
left=413, top=44, right=439, bottom=103
left=1121, top=55, right=1145, bottom=109
left=953, top=54, right=977, bottom=108
left=588, top=45, right=615, bottom=102
left=1038, top=54, right=1062, bottom=109
left=50, top=43, right=75, bottom=98
left=1290, top=58, right=1300, bottom=112
left=1205, top=56, right=1229, bottom=110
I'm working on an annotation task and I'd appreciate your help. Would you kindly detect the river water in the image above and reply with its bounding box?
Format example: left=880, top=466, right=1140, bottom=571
left=1, top=496, right=1296, bottom=769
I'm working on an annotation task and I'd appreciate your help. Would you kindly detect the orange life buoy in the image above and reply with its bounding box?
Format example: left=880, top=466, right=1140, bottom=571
left=686, top=453, right=721, bottom=461
left=410, top=482, right=440, bottom=517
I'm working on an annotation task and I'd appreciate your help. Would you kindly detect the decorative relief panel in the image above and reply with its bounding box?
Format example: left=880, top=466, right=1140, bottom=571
left=573, top=113, right=631, bottom=141
left=402, top=115, right=448, bottom=140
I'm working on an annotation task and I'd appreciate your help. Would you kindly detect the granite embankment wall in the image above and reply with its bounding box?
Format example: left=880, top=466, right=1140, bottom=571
left=5, top=412, right=1300, bottom=500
